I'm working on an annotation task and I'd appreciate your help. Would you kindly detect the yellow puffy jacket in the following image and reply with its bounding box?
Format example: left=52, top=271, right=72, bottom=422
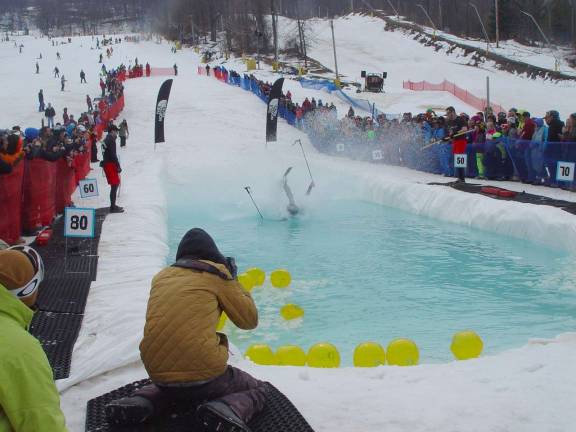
left=139, top=260, right=258, bottom=384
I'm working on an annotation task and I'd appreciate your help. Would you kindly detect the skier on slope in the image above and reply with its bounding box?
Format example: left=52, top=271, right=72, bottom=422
left=283, top=167, right=300, bottom=216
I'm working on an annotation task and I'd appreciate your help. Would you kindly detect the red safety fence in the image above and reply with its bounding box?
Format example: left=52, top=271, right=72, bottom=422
left=0, top=162, right=24, bottom=244
left=22, top=159, right=56, bottom=233
left=54, top=159, right=77, bottom=215
left=150, top=67, right=175, bottom=77
left=403, top=80, right=506, bottom=114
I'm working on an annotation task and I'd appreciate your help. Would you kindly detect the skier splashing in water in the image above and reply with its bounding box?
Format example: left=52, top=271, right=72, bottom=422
left=283, top=167, right=300, bottom=216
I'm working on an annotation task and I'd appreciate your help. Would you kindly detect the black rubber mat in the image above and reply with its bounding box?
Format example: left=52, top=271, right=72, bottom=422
left=29, top=311, right=84, bottom=380
left=86, top=380, right=315, bottom=432
left=28, top=207, right=109, bottom=379
left=429, top=181, right=576, bottom=215
left=36, top=278, right=92, bottom=314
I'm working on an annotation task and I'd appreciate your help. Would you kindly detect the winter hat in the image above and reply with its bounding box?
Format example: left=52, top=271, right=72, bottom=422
left=534, top=118, right=544, bottom=128
left=0, top=250, right=37, bottom=306
left=176, top=228, right=227, bottom=266
left=548, top=110, right=560, bottom=120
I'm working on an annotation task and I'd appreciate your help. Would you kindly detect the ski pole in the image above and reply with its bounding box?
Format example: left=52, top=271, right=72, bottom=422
left=421, top=129, right=474, bottom=151
left=293, top=139, right=316, bottom=194
left=244, top=187, right=264, bottom=220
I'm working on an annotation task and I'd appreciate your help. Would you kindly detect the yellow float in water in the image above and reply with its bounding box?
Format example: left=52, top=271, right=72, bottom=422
left=387, top=338, right=419, bottom=366
left=270, top=269, right=292, bottom=288
left=280, top=304, right=304, bottom=320
left=353, top=342, right=386, bottom=367
left=307, top=343, right=340, bottom=368
left=238, top=273, right=254, bottom=292
left=246, top=268, right=266, bottom=286
left=451, top=330, right=483, bottom=360
left=275, top=345, right=306, bottom=366
left=244, top=344, right=275, bottom=365
left=216, top=312, right=228, bottom=331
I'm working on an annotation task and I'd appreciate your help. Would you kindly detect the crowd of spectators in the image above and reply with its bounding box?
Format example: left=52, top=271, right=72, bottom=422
left=223, top=68, right=576, bottom=189
left=1, top=65, right=126, bottom=176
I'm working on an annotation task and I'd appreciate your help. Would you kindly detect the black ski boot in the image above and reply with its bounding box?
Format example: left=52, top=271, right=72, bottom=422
left=105, top=395, right=154, bottom=425
left=197, top=401, right=252, bottom=432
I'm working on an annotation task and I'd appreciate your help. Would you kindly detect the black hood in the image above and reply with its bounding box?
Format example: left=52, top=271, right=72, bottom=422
left=176, top=228, right=227, bottom=265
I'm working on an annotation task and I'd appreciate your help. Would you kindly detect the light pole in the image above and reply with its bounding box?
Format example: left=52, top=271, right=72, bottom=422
left=469, top=2, right=491, bottom=54
left=520, top=10, right=559, bottom=71
left=416, top=4, right=438, bottom=37
left=494, top=0, right=500, bottom=48
left=330, top=19, right=340, bottom=86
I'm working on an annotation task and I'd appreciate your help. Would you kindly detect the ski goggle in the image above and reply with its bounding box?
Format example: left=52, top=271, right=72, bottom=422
left=7, top=246, right=44, bottom=301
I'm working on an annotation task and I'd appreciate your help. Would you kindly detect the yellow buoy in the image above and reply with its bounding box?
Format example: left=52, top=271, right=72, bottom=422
left=216, top=312, right=228, bottom=331
left=275, top=345, right=306, bottom=366
left=353, top=342, right=386, bottom=367
left=280, top=304, right=304, bottom=320
left=451, top=331, right=483, bottom=360
left=307, top=343, right=340, bottom=368
left=387, top=338, right=419, bottom=366
left=246, top=268, right=266, bottom=286
left=244, top=344, right=275, bottom=365
left=238, top=273, right=255, bottom=292
left=270, top=269, right=292, bottom=288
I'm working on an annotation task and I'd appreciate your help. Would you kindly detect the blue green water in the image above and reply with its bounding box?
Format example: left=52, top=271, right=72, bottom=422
left=167, top=184, right=576, bottom=364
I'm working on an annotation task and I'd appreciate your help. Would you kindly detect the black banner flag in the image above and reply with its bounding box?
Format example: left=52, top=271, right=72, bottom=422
left=154, top=79, right=173, bottom=144
left=266, top=77, right=284, bottom=143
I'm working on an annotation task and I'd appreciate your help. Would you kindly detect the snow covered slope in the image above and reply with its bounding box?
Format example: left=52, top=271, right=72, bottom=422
left=1, top=31, right=576, bottom=432
left=289, top=15, right=576, bottom=118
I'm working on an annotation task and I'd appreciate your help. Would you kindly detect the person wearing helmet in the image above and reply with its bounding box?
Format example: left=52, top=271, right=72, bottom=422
left=0, top=246, right=68, bottom=431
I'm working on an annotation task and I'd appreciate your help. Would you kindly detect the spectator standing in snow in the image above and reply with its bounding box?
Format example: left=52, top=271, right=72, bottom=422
left=0, top=247, right=68, bottom=432
left=101, top=125, right=124, bottom=213
left=38, top=89, right=45, bottom=112
left=119, top=120, right=129, bottom=148
left=86, top=95, right=93, bottom=112
left=100, top=78, right=106, bottom=97
left=63, top=107, right=69, bottom=125
left=146, top=62, right=151, bottom=77
left=53, top=66, right=59, bottom=78
left=35, top=62, right=39, bottom=74
left=56, top=51, right=61, bottom=60
left=45, top=103, right=55, bottom=128
left=60, top=75, right=66, bottom=91
left=99, top=53, right=103, bottom=63
left=80, top=70, right=86, bottom=83
left=173, top=64, right=178, bottom=76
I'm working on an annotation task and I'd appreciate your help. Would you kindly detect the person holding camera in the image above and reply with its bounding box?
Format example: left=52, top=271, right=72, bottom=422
left=106, top=228, right=266, bottom=432
left=101, top=124, right=124, bottom=213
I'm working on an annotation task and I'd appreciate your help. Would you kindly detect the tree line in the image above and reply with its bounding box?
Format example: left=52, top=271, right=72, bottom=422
left=1, top=0, right=574, bottom=48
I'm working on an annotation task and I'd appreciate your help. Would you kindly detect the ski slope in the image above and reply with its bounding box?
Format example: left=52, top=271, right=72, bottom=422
left=278, top=15, right=576, bottom=118
left=1, top=30, right=576, bottom=432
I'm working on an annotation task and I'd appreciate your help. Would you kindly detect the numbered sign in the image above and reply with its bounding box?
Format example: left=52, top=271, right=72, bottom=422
left=556, top=161, right=575, bottom=182
left=64, top=208, right=95, bottom=238
left=372, top=150, right=383, bottom=161
left=336, top=143, right=345, bottom=153
left=454, top=153, right=467, bottom=168
left=78, top=178, right=99, bottom=198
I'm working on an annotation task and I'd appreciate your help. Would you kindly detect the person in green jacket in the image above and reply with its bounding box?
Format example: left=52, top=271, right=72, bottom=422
left=0, top=247, right=68, bottom=432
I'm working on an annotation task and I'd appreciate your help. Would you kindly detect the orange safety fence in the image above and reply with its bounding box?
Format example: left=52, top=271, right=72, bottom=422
left=403, top=80, right=506, bottom=114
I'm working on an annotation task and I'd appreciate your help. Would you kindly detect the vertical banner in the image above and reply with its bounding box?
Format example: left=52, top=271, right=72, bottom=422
left=266, top=77, right=284, bottom=143
left=154, top=79, right=174, bottom=144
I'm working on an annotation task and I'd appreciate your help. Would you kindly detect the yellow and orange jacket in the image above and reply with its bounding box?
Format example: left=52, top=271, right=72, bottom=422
left=139, top=260, right=258, bottom=384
